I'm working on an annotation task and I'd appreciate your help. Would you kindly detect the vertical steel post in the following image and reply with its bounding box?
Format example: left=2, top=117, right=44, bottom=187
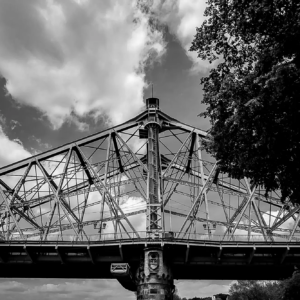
left=145, top=98, right=163, bottom=234
left=136, top=99, right=174, bottom=300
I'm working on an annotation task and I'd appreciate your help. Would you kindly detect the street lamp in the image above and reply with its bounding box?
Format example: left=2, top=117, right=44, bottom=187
left=94, top=222, right=107, bottom=232
left=203, top=223, right=216, bottom=239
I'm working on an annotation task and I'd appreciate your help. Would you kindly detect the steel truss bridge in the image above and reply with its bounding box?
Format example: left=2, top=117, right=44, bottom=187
left=0, top=98, right=299, bottom=299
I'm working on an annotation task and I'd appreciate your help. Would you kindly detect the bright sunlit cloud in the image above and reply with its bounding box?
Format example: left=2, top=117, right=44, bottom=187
left=0, top=0, right=165, bottom=129
left=0, top=125, right=31, bottom=167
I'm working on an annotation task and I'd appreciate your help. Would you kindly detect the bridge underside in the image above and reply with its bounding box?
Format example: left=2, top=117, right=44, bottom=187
left=0, top=240, right=297, bottom=281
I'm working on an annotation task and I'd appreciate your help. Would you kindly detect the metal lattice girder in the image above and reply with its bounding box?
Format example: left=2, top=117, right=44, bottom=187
left=0, top=100, right=299, bottom=243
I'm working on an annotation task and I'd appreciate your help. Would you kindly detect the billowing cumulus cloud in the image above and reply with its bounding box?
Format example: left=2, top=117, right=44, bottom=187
left=0, top=0, right=213, bottom=132
left=0, top=0, right=165, bottom=129
left=0, top=126, right=31, bottom=167
left=151, top=0, right=213, bottom=73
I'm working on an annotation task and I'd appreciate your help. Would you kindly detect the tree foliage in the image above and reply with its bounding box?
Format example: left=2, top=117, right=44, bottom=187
left=280, top=272, right=300, bottom=300
left=228, top=280, right=282, bottom=300
left=191, top=0, right=300, bottom=203
left=182, top=297, right=212, bottom=300
left=228, top=275, right=300, bottom=300
left=176, top=274, right=300, bottom=300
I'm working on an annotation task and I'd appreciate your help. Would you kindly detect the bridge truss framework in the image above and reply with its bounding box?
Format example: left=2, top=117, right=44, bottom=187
left=0, top=98, right=299, bottom=299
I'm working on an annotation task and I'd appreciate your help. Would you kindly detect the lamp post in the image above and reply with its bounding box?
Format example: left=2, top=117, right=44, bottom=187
left=203, top=223, right=216, bottom=240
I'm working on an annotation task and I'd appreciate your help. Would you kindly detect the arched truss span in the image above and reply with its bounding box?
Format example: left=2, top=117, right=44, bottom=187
left=0, top=109, right=299, bottom=243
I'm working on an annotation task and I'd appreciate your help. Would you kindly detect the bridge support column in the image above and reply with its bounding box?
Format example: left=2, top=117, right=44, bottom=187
left=136, top=247, right=174, bottom=300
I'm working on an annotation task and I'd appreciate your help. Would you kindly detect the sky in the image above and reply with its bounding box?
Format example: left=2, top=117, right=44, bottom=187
left=0, top=0, right=233, bottom=299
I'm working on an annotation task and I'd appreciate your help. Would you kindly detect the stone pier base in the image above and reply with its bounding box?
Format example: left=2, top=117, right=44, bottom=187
left=136, top=247, right=174, bottom=300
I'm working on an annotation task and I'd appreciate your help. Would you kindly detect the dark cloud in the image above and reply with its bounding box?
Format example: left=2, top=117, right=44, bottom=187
left=3, top=287, right=28, bottom=293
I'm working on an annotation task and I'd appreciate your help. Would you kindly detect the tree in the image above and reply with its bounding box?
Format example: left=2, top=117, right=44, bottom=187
left=191, top=0, right=300, bottom=203
left=215, top=294, right=229, bottom=300
left=173, top=286, right=182, bottom=300
left=173, top=293, right=182, bottom=300
left=280, top=271, right=300, bottom=300
left=228, top=280, right=282, bottom=300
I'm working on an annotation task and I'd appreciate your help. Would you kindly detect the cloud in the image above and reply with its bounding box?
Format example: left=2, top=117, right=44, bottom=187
left=0, top=0, right=165, bottom=130
left=0, top=279, right=135, bottom=300
left=0, top=125, right=32, bottom=195
left=95, top=195, right=146, bottom=238
left=0, top=280, right=28, bottom=293
left=0, top=110, right=6, bottom=126
left=0, top=125, right=31, bottom=168
left=30, top=135, right=52, bottom=151
left=263, top=210, right=295, bottom=230
left=10, top=119, right=21, bottom=130
left=151, top=0, right=215, bottom=73
left=0, top=278, right=232, bottom=300
left=176, top=280, right=232, bottom=298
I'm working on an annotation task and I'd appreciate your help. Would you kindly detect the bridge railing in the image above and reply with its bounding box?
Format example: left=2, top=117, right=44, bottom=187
left=5, top=232, right=299, bottom=243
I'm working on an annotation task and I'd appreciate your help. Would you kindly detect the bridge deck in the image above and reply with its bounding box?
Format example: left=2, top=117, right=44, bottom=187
left=0, top=238, right=299, bottom=280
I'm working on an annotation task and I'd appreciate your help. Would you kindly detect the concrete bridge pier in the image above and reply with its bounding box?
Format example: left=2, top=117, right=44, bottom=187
left=135, top=247, right=174, bottom=300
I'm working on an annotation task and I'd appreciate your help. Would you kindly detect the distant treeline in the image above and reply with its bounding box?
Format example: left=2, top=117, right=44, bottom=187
left=181, top=296, right=227, bottom=300
left=179, top=294, right=228, bottom=300
left=181, top=297, right=212, bottom=300
left=177, top=272, right=300, bottom=300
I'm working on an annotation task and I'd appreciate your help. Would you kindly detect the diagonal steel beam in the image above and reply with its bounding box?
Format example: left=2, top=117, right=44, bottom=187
left=196, top=134, right=210, bottom=221
left=112, top=133, right=124, bottom=173
left=10, top=161, right=33, bottom=206
left=42, top=202, right=57, bottom=241
left=55, top=149, right=88, bottom=235
left=273, top=204, right=288, bottom=226
left=21, top=209, right=146, bottom=237
left=36, top=154, right=86, bottom=230
left=99, top=133, right=112, bottom=237
left=271, top=206, right=300, bottom=232
left=36, top=159, right=81, bottom=240
left=0, top=188, right=24, bottom=240
left=216, top=181, right=229, bottom=223
left=169, top=162, right=281, bottom=205
left=244, top=178, right=274, bottom=242
left=0, top=172, right=40, bottom=229
left=79, top=184, right=91, bottom=224
left=111, top=132, right=147, bottom=202
left=73, top=145, right=121, bottom=225
left=57, top=148, right=73, bottom=191
left=185, top=132, right=196, bottom=174
left=162, top=131, right=194, bottom=178
left=288, top=211, right=300, bottom=242
left=162, top=182, right=179, bottom=208
left=178, top=163, right=217, bottom=237
left=73, top=147, right=93, bottom=184
left=75, top=144, right=140, bottom=238
left=0, top=119, right=139, bottom=176
left=114, top=131, right=148, bottom=173
left=253, top=201, right=274, bottom=242
left=12, top=207, right=41, bottom=230
left=224, top=185, right=257, bottom=241
left=0, top=178, right=33, bottom=209
left=251, top=201, right=268, bottom=242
